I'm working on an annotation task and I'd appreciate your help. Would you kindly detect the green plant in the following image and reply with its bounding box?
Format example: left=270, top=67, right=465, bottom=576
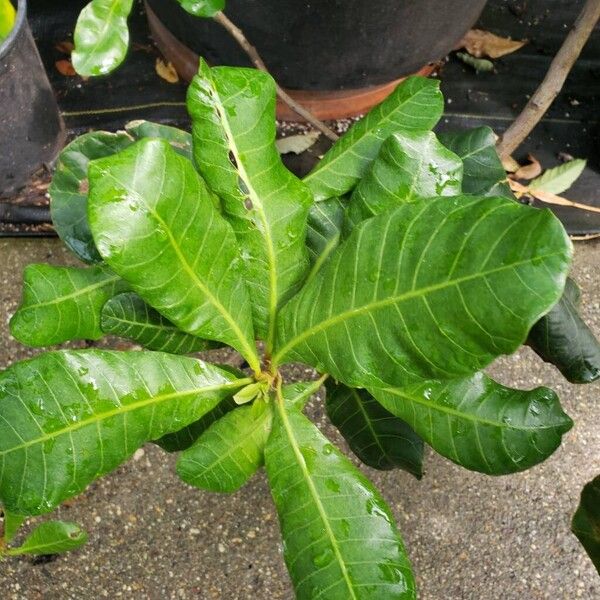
left=1, top=62, right=599, bottom=596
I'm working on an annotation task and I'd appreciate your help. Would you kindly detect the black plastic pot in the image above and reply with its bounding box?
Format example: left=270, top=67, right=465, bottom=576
left=0, top=0, right=65, bottom=197
left=146, top=0, right=487, bottom=91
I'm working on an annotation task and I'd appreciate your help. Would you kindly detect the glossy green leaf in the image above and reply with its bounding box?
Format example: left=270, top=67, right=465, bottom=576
left=439, top=127, right=512, bottom=198
left=275, top=196, right=571, bottom=388
left=49, top=130, right=133, bottom=264
left=346, top=131, right=463, bottom=228
left=88, top=138, right=260, bottom=371
left=528, top=278, right=600, bottom=383
left=10, top=264, right=127, bottom=347
left=0, top=350, right=251, bottom=515
left=176, top=0, right=225, bottom=18
left=177, top=400, right=272, bottom=493
left=325, top=382, right=423, bottom=477
left=370, top=372, right=572, bottom=475
left=125, top=120, right=193, bottom=161
left=188, top=62, right=312, bottom=347
left=1, top=511, right=25, bottom=543
left=304, top=76, right=443, bottom=202
left=572, top=475, right=600, bottom=574
left=72, top=0, right=134, bottom=76
left=305, top=197, right=347, bottom=283
left=6, top=521, right=87, bottom=556
left=155, top=395, right=238, bottom=453
left=530, top=159, right=586, bottom=195
left=265, top=389, right=416, bottom=599
left=101, top=292, right=218, bottom=354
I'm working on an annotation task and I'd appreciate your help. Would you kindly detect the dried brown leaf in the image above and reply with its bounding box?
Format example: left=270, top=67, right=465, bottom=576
left=501, top=155, right=520, bottom=173
left=55, top=59, right=76, bottom=77
left=509, top=179, right=600, bottom=214
left=513, top=154, right=542, bottom=180
left=460, top=29, right=527, bottom=59
left=55, top=40, right=74, bottom=55
left=155, top=58, right=179, bottom=84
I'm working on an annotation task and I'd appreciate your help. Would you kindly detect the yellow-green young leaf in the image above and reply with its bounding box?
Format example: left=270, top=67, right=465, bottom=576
left=370, top=373, right=572, bottom=475
left=101, top=292, right=219, bottom=354
left=346, top=131, right=463, bottom=229
left=6, top=521, right=87, bottom=556
left=275, top=196, right=571, bottom=389
left=176, top=0, right=225, bottom=17
left=88, top=138, right=260, bottom=371
left=0, top=350, right=251, bottom=515
left=72, top=0, right=134, bottom=76
left=188, top=62, right=312, bottom=347
left=265, top=392, right=416, bottom=599
left=10, top=264, right=127, bottom=347
left=303, top=76, right=443, bottom=202
left=528, top=277, right=600, bottom=384
left=49, top=131, right=134, bottom=264
left=325, top=382, right=423, bottom=477
left=572, top=475, right=600, bottom=574
left=177, top=400, right=272, bottom=493
left=530, top=159, right=587, bottom=195
left=438, top=127, right=512, bottom=198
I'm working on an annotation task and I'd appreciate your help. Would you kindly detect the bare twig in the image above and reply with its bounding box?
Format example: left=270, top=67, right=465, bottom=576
left=213, top=12, right=340, bottom=142
left=497, top=0, right=600, bottom=158
left=570, top=232, right=600, bottom=241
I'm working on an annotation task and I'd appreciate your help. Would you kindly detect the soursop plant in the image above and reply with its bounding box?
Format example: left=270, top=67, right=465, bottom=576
left=1, top=61, right=599, bottom=598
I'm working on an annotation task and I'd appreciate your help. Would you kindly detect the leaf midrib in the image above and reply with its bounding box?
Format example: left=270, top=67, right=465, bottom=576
left=275, top=392, right=358, bottom=600
left=376, top=387, right=561, bottom=430
left=274, top=251, right=563, bottom=363
left=22, top=274, right=120, bottom=310
left=0, top=379, right=251, bottom=456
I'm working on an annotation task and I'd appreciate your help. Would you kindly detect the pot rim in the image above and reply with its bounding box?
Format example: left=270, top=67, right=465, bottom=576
left=0, top=0, right=27, bottom=60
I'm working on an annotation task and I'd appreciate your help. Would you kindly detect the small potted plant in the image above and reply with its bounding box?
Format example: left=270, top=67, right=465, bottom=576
left=1, top=60, right=598, bottom=597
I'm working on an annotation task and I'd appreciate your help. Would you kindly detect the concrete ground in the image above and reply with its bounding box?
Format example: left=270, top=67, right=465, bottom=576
left=0, top=238, right=598, bottom=600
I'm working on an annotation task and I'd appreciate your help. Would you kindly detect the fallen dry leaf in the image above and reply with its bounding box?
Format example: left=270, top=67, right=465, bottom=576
left=513, top=154, right=542, bottom=180
left=55, top=59, right=76, bottom=77
left=509, top=179, right=600, bottom=214
left=460, top=29, right=527, bottom=59
left=155, top=58, right=179, bottom=84
left=276, top=131, right=320, bottom=155
left=501, top=154, right=520, bottom=173
left=55, top=40, right=74, bottom=55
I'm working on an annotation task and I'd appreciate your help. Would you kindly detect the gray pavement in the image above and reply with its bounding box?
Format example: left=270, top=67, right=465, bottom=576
left=0, top=238, right=598, bottom=599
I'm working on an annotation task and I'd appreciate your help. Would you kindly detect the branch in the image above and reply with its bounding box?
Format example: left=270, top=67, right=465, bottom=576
left=496, top=0, right=600, bottom=158
left=213, top=12, right=340, bottom=142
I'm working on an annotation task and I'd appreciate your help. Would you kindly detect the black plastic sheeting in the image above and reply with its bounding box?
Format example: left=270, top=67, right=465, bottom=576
left=11, top=0, right=600, bottom=234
